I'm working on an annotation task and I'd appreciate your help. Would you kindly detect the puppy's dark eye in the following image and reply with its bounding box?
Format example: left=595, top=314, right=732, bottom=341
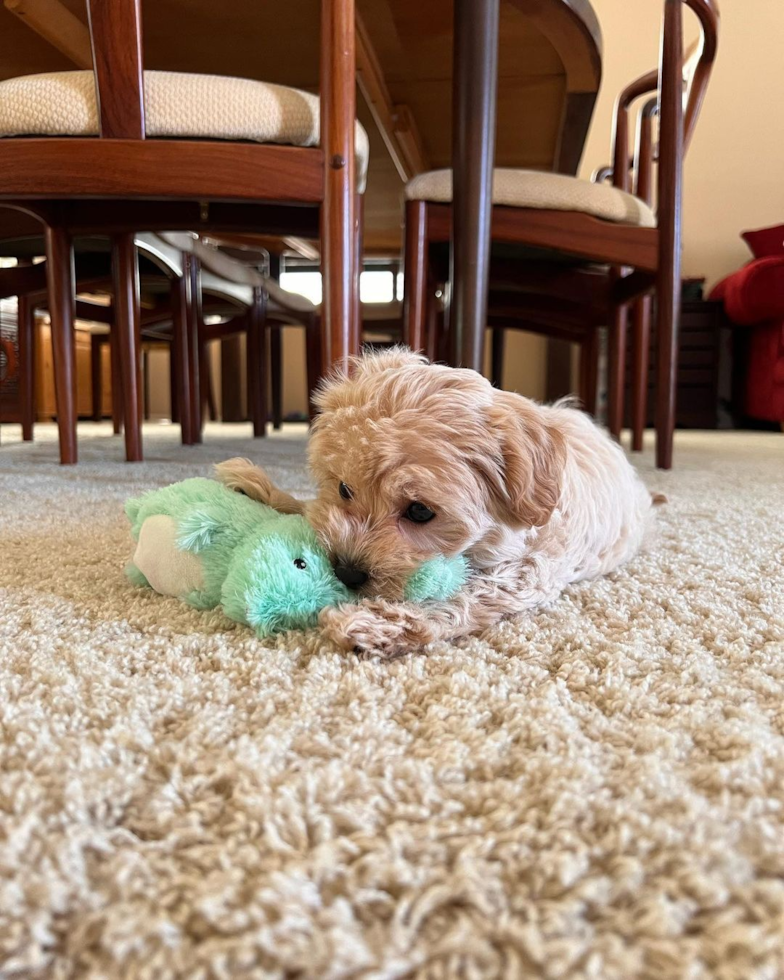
left=339, top=482, right=353, bottom=501
left=293, top=558, right=307, bottom=570
left=404, top=502, right=435, bottom=524
left=234, top=488, right=247, bottom=496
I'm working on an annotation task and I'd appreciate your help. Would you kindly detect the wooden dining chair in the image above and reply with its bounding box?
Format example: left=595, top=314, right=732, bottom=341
left=475, top=87, right=661, bottom=436
left=403, top=0, right=719, bottom=470
left=0, top=243, right=135, bottom=440
left=0, top=0, right=365, bottom=463
left=80, top=232, right=324, bottom=438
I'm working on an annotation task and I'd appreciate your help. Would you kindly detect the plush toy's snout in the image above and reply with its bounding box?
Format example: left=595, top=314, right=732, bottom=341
left=220, top=519, right=352, bottom=637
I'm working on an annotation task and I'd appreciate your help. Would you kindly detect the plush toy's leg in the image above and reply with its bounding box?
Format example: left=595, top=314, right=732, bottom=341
left=184, top=590, right=219, bottom=611
left=125, top=563, right=151, bottom=589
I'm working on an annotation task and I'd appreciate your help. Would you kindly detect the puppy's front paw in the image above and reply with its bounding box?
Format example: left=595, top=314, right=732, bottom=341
left=215, top=458, right=276, bottom=504
left=319, top=601, right=433, bottom=658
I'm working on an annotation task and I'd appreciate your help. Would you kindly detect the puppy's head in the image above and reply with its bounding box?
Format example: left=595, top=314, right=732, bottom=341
left=306, top=348, right=566, bottom=600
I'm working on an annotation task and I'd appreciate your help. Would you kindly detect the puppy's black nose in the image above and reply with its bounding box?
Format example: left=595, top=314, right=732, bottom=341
left=334, top=564, right=369, bottom=589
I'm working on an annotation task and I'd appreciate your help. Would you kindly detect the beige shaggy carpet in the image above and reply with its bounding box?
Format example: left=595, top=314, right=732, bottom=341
left=1, top=422, right=783, bottom=980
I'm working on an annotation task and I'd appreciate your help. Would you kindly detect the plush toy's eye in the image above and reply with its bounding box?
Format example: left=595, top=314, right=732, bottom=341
left=339, top=482, right=353, bottom=501
left=404, top=502, right=435, bottom=523
left=293, top=558, right=308, bottom=570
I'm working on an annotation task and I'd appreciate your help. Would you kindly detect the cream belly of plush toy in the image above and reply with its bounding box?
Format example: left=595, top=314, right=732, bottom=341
left=134, top=513, right=207, bottom=598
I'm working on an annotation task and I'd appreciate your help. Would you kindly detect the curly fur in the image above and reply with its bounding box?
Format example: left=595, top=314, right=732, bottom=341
left=216, top=349, right=655, bottom=656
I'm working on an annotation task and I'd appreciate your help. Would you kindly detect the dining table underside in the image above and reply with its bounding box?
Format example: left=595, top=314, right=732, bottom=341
left=0, top=0, right=601, bottom=255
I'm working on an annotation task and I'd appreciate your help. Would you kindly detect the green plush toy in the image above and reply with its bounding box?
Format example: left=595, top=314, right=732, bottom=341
left=125, top=478, right=468, bottom=638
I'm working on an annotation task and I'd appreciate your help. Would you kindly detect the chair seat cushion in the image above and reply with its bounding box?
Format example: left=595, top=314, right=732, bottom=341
left=0, top=70, right=369, bottom=191
left=405, top=168, right=656, bottom=228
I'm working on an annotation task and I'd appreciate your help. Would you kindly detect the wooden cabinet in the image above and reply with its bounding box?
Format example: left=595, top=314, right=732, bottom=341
left=36, top=322, right=113, bottom=420
left=624, top=299, right=724, bottom=430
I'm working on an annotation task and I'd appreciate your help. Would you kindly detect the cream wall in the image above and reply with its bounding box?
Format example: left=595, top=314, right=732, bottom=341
left=506, top=0, right=784, bottom=400
left=578, top=0, right=784, bottom=289
left=147, top=330, right=310, bottom=421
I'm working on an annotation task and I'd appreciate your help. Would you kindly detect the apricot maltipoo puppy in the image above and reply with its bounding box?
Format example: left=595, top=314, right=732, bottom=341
left=217, top=348, right=656, bottom=656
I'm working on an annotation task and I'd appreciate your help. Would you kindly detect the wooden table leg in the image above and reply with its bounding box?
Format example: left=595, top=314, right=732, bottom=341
left=450, top=0, right=500, bottom=371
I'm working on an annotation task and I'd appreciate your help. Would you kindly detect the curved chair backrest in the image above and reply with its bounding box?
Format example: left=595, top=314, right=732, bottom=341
left=609, top=0, right=719, bottom=197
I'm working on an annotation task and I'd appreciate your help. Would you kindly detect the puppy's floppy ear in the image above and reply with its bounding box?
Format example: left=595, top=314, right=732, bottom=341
left=486, top=393, right=566, bottom=528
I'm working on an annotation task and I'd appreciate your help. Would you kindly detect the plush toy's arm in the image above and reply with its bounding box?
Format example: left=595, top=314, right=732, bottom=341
left=176, top=504, right=228, bottom=552
left=214, top=458, right=309, bottom=516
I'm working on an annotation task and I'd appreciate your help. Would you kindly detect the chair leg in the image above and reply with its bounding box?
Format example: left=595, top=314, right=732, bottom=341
left=112, top=232, right=143, bottom=461
left=403, top=199, right=428, bottom=351
left=219, top=336, right=243, bottom=422
left=44, top=225, right=77, bottom=465
left=199, top=341, right=217, bottom=423
left=143, top=348, right=151, bottom=421
left=606, top=305, right=628, bottom=440
left=354, top=191, right=363, bottom=353
left=270, top=326, right=283, bottom=429
left=437, top=294, right=452, bottom=364
left=109, top=328, right=123, bottom=434
left=247, top=286, right=268, bottom=437
left=490, top=327, right=505, bottom=388
left=425, top=287, right=438, bottom=362
left=18, top=293, right=35, bottom=441
left=171, top=271, right=195, bottom=445
left=207, top=356, right=218, bottom=422
left=90, top=333, right=102, bottom=422
left=305, top=315, right=322, bottom=423
left=169, top=339, right=179, bottom=423
left=183, top=254, right=202, bottom=443
left=319, top=0, right=358, bottom=371
left=579, top=327, right=600, bottom=417
left=631, top=294, right=652, bottom=452
left=655, top=0, right=683, bottom=470
left=656, top=274, right=679, bottom=470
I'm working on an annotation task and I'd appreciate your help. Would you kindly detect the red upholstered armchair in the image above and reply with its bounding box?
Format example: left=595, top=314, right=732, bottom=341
left=708, top=225, right=784, bottom=425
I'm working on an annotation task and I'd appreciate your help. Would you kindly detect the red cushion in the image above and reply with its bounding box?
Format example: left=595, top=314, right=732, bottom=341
left=743, top=320, right=784, bottom=422
left=708, top=256, right=784, bottom=325
left=742, top=223, right=784, bottom=258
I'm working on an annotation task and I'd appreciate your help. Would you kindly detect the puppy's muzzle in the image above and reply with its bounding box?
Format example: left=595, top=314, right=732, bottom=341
left=334, top=563, right=369, bottom=590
